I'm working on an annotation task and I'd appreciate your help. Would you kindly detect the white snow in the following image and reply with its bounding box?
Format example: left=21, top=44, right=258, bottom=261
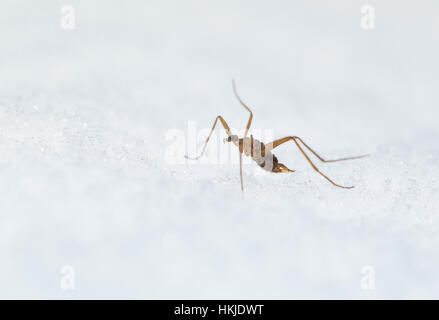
left=1, top=0, right=439, bottom=299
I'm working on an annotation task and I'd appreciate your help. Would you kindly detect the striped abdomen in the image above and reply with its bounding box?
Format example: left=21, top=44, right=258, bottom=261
left=238, top=137, right=279, bottom=172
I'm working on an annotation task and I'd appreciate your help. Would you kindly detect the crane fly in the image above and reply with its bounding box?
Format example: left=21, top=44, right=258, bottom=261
left=185, top=81, right=368, bottom=191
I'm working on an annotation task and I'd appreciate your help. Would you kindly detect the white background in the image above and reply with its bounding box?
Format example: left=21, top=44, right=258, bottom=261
left=0, top=0, right=438, bottom=298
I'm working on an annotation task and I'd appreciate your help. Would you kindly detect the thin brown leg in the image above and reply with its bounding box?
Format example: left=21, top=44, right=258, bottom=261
left=185, top=115, right=232, bottom=160
left=266, top=136, right=369, bottom=162
left=239, top=152, right=244, bottom=192
left=265, top=136, right=361, bottom=189
left=232, top=80, right=253, bottom=138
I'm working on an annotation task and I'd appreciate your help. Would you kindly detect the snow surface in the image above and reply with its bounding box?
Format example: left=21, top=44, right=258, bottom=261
left=1, top=0, right=439, bottom=299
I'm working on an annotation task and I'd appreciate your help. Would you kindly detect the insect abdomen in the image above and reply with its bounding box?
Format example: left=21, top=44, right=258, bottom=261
left=254, top=152, right=279, bottom=172
left=238, top=137, right=279, bottom=172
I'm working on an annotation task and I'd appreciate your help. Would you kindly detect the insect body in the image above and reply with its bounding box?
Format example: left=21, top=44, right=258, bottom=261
left=229, top=135, right=291, bottom=173
left=185, top=81, right=368, bottom=191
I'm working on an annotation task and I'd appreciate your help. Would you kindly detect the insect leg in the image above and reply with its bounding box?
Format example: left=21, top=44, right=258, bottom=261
left=265, top=136, right=357, bottom=189
left=232, top=80, right=253, bottom=138
left=185, top=116, right=232, bottom=160
left=239, top=152, right=244, bottom=192
left=265, top=136, right=368, bottom=162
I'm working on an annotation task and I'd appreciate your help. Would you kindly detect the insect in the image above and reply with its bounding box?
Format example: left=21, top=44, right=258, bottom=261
left=185, top=81, right=368, bottom=191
